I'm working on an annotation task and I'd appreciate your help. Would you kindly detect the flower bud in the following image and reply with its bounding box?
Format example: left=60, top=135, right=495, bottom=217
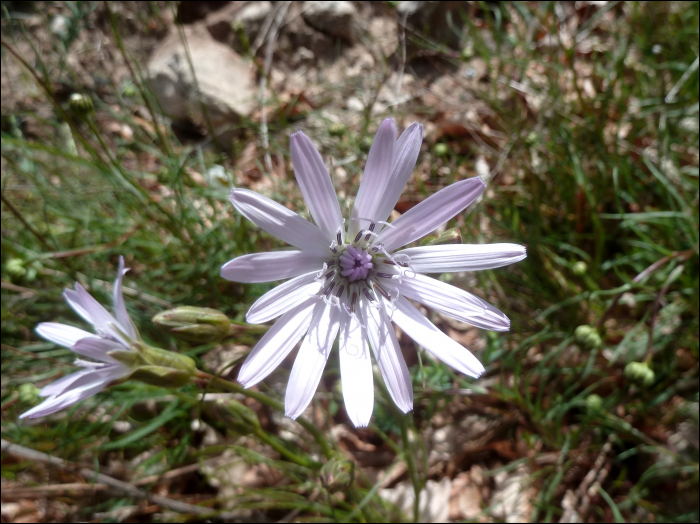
left=320, top=457, right=354, bottom=493
left=624, top=361, right=655, bottom=388
left=153, top=306, right=231, bottom=344
left=420, top=227, right=462, bottom=247
left=585, top=394, right=603, bottom=413
left=574, top=325, right=602, bottom=350
left=359, top=135, right=373, bottom=152
left=6, top=258, right=26, bottom=279
left=433, top=143, right=449, bottom=157
left=572, top=261, right=588, bottom=276
left=68, top=93, right=94, bottom=117
left=328, top=123, right=346, bottom=137
left=18, top=383, right=41, bottom=404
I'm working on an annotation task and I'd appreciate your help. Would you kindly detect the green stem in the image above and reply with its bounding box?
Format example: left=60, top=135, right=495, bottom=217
left=195, top=371, right=333, bottom=459
left=398, top=414, right=422, bottom=523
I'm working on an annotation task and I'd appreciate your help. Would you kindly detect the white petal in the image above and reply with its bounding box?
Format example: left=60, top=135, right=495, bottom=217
left=376, top=177, right=486, bottom=252
left=230, top=188, right=330, bottom=252
left=285, top=301, right=341, bottom=420
left=72, top=284, right=128, bottom=345
left=39, top=368, right=93, bottom=398
left=247, top=272, right=323, bottom=324
left=398, top=243, right=527, bottom=273
left=388, top=296, right=484, bottom=378
left=393, top=273, right=510, bottom=331
left=71, top=337, right=126, bottom=363
left=113, top=256, right=137, bottom=339
left=375, top=122, right=424, bottom=228
left=338, top=313, right=374, bottom=427
left=238, top=299, right=317, bottom=387
left=349, top=119, right=397, bottom=238
left=21, top=378, right=111, bottom=419
left=221, top=251, right=328, bottom=283
left=290, top=131, right=344, bottom=240
left=361, top=298, right=413, bottom=413
left=36, top=322, right=93, bottom=348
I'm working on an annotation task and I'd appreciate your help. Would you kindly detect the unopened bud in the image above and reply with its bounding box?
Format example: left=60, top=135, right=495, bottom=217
left=624, top=361, right=655, bottom=388
left=585, top=394, right=603, bottom=413
left=433, top=143, right=449, bottom=157
left=69, top=93, right=94, bottom=117
left=153, top=306, right=231, bottom=344
left=572, top=261, right=588, bottom=276
left=320, top=457, right=354, bottom=493
left=328, top=123, right=346, bottom=137
left=420, top=227, right=462, bottom=247
left=6, top=258, right=26, bottom=279
left=18, top=383, right=41, bottom=404
left=574, top=325, right=602, bottom=350
left=359, top=135, right=373, bottom=153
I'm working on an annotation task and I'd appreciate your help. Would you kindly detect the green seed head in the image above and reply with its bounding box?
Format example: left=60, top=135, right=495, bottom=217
left=574, top=325, right=602, bottom=350
left=572, top=261, right=588, bottom=276
left=624, top=361, right=655, bottom=388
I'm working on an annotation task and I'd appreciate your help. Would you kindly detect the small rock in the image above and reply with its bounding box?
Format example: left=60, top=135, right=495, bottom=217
left=207, top=1, right=273, bottom=50
left=380, top=478, right=451, bottom=523
left=396, top=1, right=465, bottom=50
left=302, top=1, right=358, bottom=43
left=346, top=96, right=364, bottom=112
left=148, top=25, right=255, bottom=133
left=449, top=472, right=483, bottom=521
left=491, top=464, right=535, bottom=523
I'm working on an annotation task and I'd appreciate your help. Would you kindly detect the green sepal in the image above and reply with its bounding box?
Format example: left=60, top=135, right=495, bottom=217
left=420, top=227, right=462, bottom=246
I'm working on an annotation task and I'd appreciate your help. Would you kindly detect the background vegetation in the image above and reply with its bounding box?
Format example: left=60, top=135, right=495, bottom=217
left=1, top=1, right=698, bottom=522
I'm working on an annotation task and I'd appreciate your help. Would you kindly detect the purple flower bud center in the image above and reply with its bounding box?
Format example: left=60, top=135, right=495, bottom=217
left=339, top=246, right=373, bottom=282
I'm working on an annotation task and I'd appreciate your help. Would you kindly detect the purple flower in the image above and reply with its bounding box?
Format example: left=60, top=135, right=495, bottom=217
left=20, top=257, right=138, bottom=419
left=221, top=119, right=526, bottom=427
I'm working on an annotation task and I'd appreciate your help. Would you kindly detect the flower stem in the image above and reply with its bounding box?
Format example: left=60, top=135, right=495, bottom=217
left=194, top=370, right=333, bottom=459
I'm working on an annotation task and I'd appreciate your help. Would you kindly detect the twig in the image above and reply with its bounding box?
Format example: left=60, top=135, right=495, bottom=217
left=258, top=1, right=291, bottom=175
left=1, top=193, right=55, bottom=253
left=1, top=439, right=215, bottom=517
left=596, top=248, right=694, bottom=330
left=644, top=264, right=684, bottom=362
left=395, top=11, right=408, bottom=96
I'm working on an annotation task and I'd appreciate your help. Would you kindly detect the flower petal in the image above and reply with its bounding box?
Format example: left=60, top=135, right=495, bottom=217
left=376, top=177, right=486, bottom=252
left=375, top=122, right=423, bottom=228
left=338, top=313, right=374, bottom=427
left=230, top=188, right=329, bottom=252
left=290, top=131, right=344, bottom=240
left=285, top=301, right=341, bottom=420
left=361, top=298, right=413, bottom=413
left=238, top=299, right=317, bottom=387
left=36, top=322, right=94, bottom=348
left=71, top=337, right=126, bottom=363
left=388, top=296, right=485, bottom=378
left=247, top=272, right=323, bottom=324
left=69, top=284, right=128, bottom=345
left=221, top=251, right=328, bottom=283
left=349, top=119, right=397, bottom=238
left=392, top=273, right=510, bottom=331
left=398, top=243, right=527, bottom=273
left=113, top=256, right=138, bottom=339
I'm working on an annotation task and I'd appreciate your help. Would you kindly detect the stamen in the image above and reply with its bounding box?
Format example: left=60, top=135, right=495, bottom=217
left=382, top=259, right=396, bottom=265
left=324, top=282, right=336, bottom=297
left=337, top=231, right=342, bottom=244
left=374, top=283, right=391, bottom=300
left=335, top=285, right=345, bottom=297
left=324, top=270, right=336, bottom=280
left=375, top=272, right=394, bottom=279
left=363, top=288, right=375, bottom=302
left=354, top=230, right=364, bottom=243
left=364, top=223, right=375, bottom=241
left=351, top=291, right=357, bottom=314
left=331, top=247, right=338, bottom=253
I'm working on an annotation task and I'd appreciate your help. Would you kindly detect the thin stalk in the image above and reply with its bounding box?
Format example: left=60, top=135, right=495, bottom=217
left=194, top=370, right=333, bottom=459
left=398, top=414, right=422, bottom=523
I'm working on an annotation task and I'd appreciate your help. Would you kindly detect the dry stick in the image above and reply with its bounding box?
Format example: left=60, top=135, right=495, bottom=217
left=1, top=193, right=55, bottom=253
left=644, top=264, right=685, bottom=363
left=258, top=1, right=291, bottom=174
left=0, top=439, right=220, bottom=518
left=595, top=248, right=695, bottom=330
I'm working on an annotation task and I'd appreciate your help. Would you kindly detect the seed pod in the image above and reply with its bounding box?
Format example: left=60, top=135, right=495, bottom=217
left=68, top=93, right=94, bottom=117
left=624, top=361, right=655, bottom=388
left=320, top=457, right=354, bottom=493
left=574, top=325, right=602, bottom=350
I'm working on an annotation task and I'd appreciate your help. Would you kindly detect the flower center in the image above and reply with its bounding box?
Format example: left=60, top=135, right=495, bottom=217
left=339, top=245, right=373, bottom=282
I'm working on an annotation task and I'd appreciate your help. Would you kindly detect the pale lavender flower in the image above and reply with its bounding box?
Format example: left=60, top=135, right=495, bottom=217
left=221, top=119, right=526, bottom=427
left=20, top=257, right=138, bottom=419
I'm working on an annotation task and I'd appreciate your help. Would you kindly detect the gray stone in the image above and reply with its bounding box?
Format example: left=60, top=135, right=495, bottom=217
left=147, top=25, right=255, bottom=131
left=206, top=1, right=273, bottom=50
left=302, top=1, right=358, bottom=43
left=396, top=1, right=465, bottom=50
